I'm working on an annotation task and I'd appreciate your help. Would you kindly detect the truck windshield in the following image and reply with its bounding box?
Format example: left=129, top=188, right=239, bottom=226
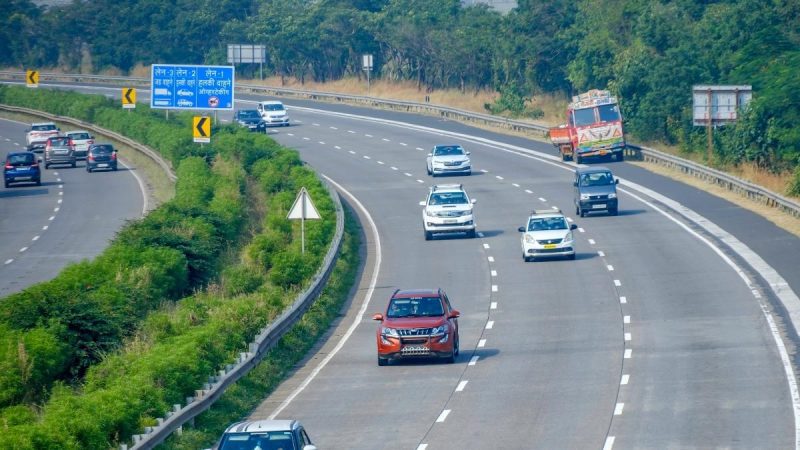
left=573, top=108, right=596, bottom=127
left=598, top=104, right=621, bottom=122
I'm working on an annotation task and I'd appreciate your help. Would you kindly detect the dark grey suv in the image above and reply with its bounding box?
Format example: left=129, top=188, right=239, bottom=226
left=574, top=166, right=619, bottom=216
left=43, top=136, right=76, bottom=169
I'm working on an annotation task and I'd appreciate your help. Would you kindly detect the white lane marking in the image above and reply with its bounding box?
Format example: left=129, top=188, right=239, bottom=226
left=382, top=138, right=390, bottom=142
left=417, top=445, right=428, bottom=450
left=57, top=199, right=62, bottom=204
left=614, top=280, right=622, bottom=286
left=624, top=349, right=632, bottom=359
left=469, top=356, right=479, bottom=366
left=491, top=285, right=498, bottom=292
left=607, top=265, right=614, bottom=271
left=487, top=256, right=495, bottom=262
left=363, top=155, right=371, bottom=160
left=58, top=191, right=63, bottom=196
left=490, top=270, right=497, bottom=277
left=416, top=179, right=424, bottom=183
left=32, top=236, right=39, bottom=241
left=620, top=296, right=627, bottom=304
left=269, top=175, right=382, bottom=419
left=58, top=184, right=63, bottom=188
left=377, top=161, right=384, bottom=165
left=566, top=217, right=574, bottom=223
left=490, top=302, right=497, bottom=309
left=416, top=147, right=425, bottom=151
left=4, top=259, right=12, bottom=265
left=456, top=381, right=468, bottom=392
left=483, top=243, right=490, bottom=249
left=318, top=141, right=325, bottom=145
left=496, top=175, right=504, bottom=180
left=480, top=169, right=488, bottom=173
left=478, top=339, right=486, bottom=348
left=538, top=197, right=547, bottom=202
left=477, top=232, right=484, bottom=238
left=303, top=137, right=310, bottom=141
left=19, top=247, right=28, bottom=253
left=348, top=150, right=356, bottom=155
left=525, top=189, right=533, bottom=194
left=577, top=227, right=585, bottom=233
left=552, top=206, right=559, bottom=210
left=400, top=142, right=408, bottom=146
left=588, top=239, right=596, bottom=245
left=624, top=315, right=630, bottom=324
left=56, top=178, right=61, bottom=182
left=391, top=166, right=398, bottom=171
left=42, top=225, right=48, bottom=230
left=287, top=133, right=295, bottom=136
left=54, top=207, right=59, bottom=212
left=348, top=130, right=355, bottom=134
left=603, top=436, right=616, bottom=450
left=486, top=321, right=494, bottom=329
left=624, top=333, right=632, bottom=341
left=48, top=216, right=55, bottom=221
left=365, top=134, right=372, bottom=137
left=598, top=250, right=605, bottom=257
left=621, top=374, right=630, bottom=385
left=312, top=123, right=320, bottom=126
left=404, top=172, right=412, bottom=177
left=334, top=145, right=341, bottom=150
left=329, top=126, right=337, bottom=130
left=436, top=410, right=451, bottom=423
left=614, top=403, right=625, bottom=415
left=512, top=183, right=520, bottom=187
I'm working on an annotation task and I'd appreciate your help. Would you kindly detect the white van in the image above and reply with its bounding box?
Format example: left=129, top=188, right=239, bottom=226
left=256, top=100, right=290, bottom=127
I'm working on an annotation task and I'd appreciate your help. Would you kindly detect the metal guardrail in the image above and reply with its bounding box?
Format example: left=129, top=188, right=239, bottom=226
left=2, top=70, right=797, bottom=218
left=0, top=103, right=176, bottom=183
left=126, top=188, right=344, bottom=449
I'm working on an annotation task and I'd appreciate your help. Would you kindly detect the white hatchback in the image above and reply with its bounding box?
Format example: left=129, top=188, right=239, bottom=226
left=518, top=209, right=577, bottom=261
left=65, top=130, right=94, bottom=159
left=420, top=183, right=477, bottom=240
left=257, top=100, right=290, bottom=126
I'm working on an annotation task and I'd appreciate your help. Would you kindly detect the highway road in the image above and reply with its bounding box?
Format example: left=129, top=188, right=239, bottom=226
left=0, top=116, right=146, bottom=297
left=2, top=81, right=799, bottom=449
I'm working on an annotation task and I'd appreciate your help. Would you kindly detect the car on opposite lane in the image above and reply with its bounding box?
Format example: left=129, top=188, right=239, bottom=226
left=214, top=419, right=317, bottom=450
left=372, top=288, right=460, bottom=366
left=233, top=109, right=267, bottom=132
left=26, top=122, right=61, bottom=152
left=518, top=209, right=577, bottom=262
left=4, top=151, right=41, bottom=188
left=85, top=144, right=118, bottom=172
left=43, top=136, right=76, bottom=169
left=420, top=183, right=477, bottom=240
left=64, top=130, right=94, bottom=159
left=426, top=144, right=472, bottom=176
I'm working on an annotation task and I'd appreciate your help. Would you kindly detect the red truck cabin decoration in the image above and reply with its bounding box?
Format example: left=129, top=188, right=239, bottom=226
left=549, top=89, right=626, bottom=164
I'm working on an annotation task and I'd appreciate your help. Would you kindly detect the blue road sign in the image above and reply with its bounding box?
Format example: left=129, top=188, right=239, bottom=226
left=150, top=64, right=235, bottom=110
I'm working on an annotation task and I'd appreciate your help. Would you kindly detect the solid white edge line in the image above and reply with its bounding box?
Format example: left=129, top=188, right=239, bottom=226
left=268, top=174, right=382, bottom=420
left=118, top=157, right=149, bottom=215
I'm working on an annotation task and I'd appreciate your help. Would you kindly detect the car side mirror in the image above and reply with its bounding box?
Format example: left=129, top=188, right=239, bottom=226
left=518, top=226, right=525, bottom=232
left=573, top=181, right=578, bottom=187
left=449, top=309, right=460, bottom=319
left=570, top=224, right=578, bottom=230
left=471, top=198, right=477, bottom=204
left=419, top=201, right=426, bottom=206
left=372, top=313, right=384, bottom=321
left=466, top=151, right=471, bottom=155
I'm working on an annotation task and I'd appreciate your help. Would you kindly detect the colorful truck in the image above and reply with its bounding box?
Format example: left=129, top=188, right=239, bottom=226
left=549, top=89, right=626, bottom=163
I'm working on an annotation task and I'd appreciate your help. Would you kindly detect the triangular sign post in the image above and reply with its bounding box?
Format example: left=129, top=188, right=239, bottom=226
left=287, top=187, right=321, bottom=254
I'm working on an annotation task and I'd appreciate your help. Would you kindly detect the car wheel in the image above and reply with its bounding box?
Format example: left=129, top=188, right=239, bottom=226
left=44, top=164, right=49, bottom=169
left=453, top=334, right=460, bottom=357
left=568, top=253, right=576, bottom=260
left=579, top=209, right=586, bottom=218
left=575, top=205, right=580, bottom=215
left=609, top=207, right=618, bottom=216
left=426, top=166, right=432, bottom=176
left=576, top=154, right=583, bottom=164
left=378, top=356, right=388, bottom=366
left=86, top=166, right=92, bottom=173
left=424, top=230, right=433, bottom=241
left=616, top=152, right=625, bottom=162
left=72, top=162, right=76, bottom=168
left=465, top=170, right=472, bottom=176
left=35, top=179, right=41, bottom=186
left=3, top=181, right=9, bottom=188
left=112, top=166, right=118, bottom=171
left=443, top=351, right=455, bottom=364
left=522, top=253, right=531, bottom=262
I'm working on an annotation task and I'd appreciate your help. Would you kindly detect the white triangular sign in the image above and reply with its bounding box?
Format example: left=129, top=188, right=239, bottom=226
left=287, top=187, right=321, bottom=220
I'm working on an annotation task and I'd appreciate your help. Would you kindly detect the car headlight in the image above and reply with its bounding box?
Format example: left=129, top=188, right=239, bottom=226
left=524, top=234, right=535, bottom=243
left=425, top=209, right=436, bottom=217
left=463, top=158, right=470, bottom=165
left=564, top=232, right=574, bottom=243
left=580, top=193, right=592, bottom=200
left=431, top=324, right=448, bottom=337
left=381, top=327, right=399, bottom=338
left=608, top=193, right=617, bottom=199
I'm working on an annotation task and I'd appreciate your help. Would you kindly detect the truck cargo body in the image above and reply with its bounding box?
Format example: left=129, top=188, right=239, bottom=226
left=549, top=90, right=626, bottom=163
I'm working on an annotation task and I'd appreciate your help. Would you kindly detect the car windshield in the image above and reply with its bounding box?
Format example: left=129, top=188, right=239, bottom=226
left=238, top=110, right=261, bottom=119
left=528, top=217, right=568, bottom=231
left=597, top=104, right=621, bottom=122
left=32, top=124, right=56, bottom=131
left=220, top=431, right=296, bottom=450
left=263, top=104, right=285, bottom=111
left=433, top=146, right=464, bottom=156
left=7, top=153, right=34, bottom=165
left=387, top=297, right=444, bottom=318
left=69, top=133, right=90, bottom=140
left=580, top=172, right=613, bottom=187
left=429, top=192, right=468, bottom=205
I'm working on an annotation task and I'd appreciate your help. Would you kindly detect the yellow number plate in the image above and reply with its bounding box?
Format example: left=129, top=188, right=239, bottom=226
left=544, top=244, right=557, bottom=249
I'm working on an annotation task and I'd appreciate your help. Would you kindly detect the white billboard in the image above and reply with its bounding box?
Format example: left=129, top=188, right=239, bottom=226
left=693, top=85, right=752, bottom=126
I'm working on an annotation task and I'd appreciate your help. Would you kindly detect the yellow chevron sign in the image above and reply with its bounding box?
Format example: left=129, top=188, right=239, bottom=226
left=193, top=116, right=210, bottom=143
left=26, top=70, right=39, bottom=87
left=122, top=88, right=136, bottom=108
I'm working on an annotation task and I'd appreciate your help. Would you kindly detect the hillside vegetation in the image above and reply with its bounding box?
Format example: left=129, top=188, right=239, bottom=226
left=3, top=0, right=799, bottom=191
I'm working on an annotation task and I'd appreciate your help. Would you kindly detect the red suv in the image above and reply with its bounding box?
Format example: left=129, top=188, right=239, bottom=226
left=372, top=288, right=460, bottom=366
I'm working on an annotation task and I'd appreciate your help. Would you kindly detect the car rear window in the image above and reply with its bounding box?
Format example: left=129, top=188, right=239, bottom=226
left=7, top=153, right=35, bottom=165
left=69, top=133, right=91, bottom=140
left=91, top=145, right=114, bottom=154
left=49, top=137, right=70, bottom=146
left=32, top=124, right=56, bottom=131
left=239, top=110, right=261, bottom=119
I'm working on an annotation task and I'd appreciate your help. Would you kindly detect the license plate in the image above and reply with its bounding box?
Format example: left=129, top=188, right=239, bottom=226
left=444, top=219, right=457, bottom=224
left=543, top=244, right=556, bottom=249
left=15, top=176, right=31, bottom=181
left=592, top=204, right=606, bottom=209
left=98, top=163, right=108, bottom=168
left=55, top=150, right=67, bottom=154
left=16, top=166, right=29, bottom=170
left=402, top=345, right=428, bottom=352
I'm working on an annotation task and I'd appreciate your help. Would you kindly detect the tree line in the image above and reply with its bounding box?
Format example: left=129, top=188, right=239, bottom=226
left=2, top=0, right=799, bottom=191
